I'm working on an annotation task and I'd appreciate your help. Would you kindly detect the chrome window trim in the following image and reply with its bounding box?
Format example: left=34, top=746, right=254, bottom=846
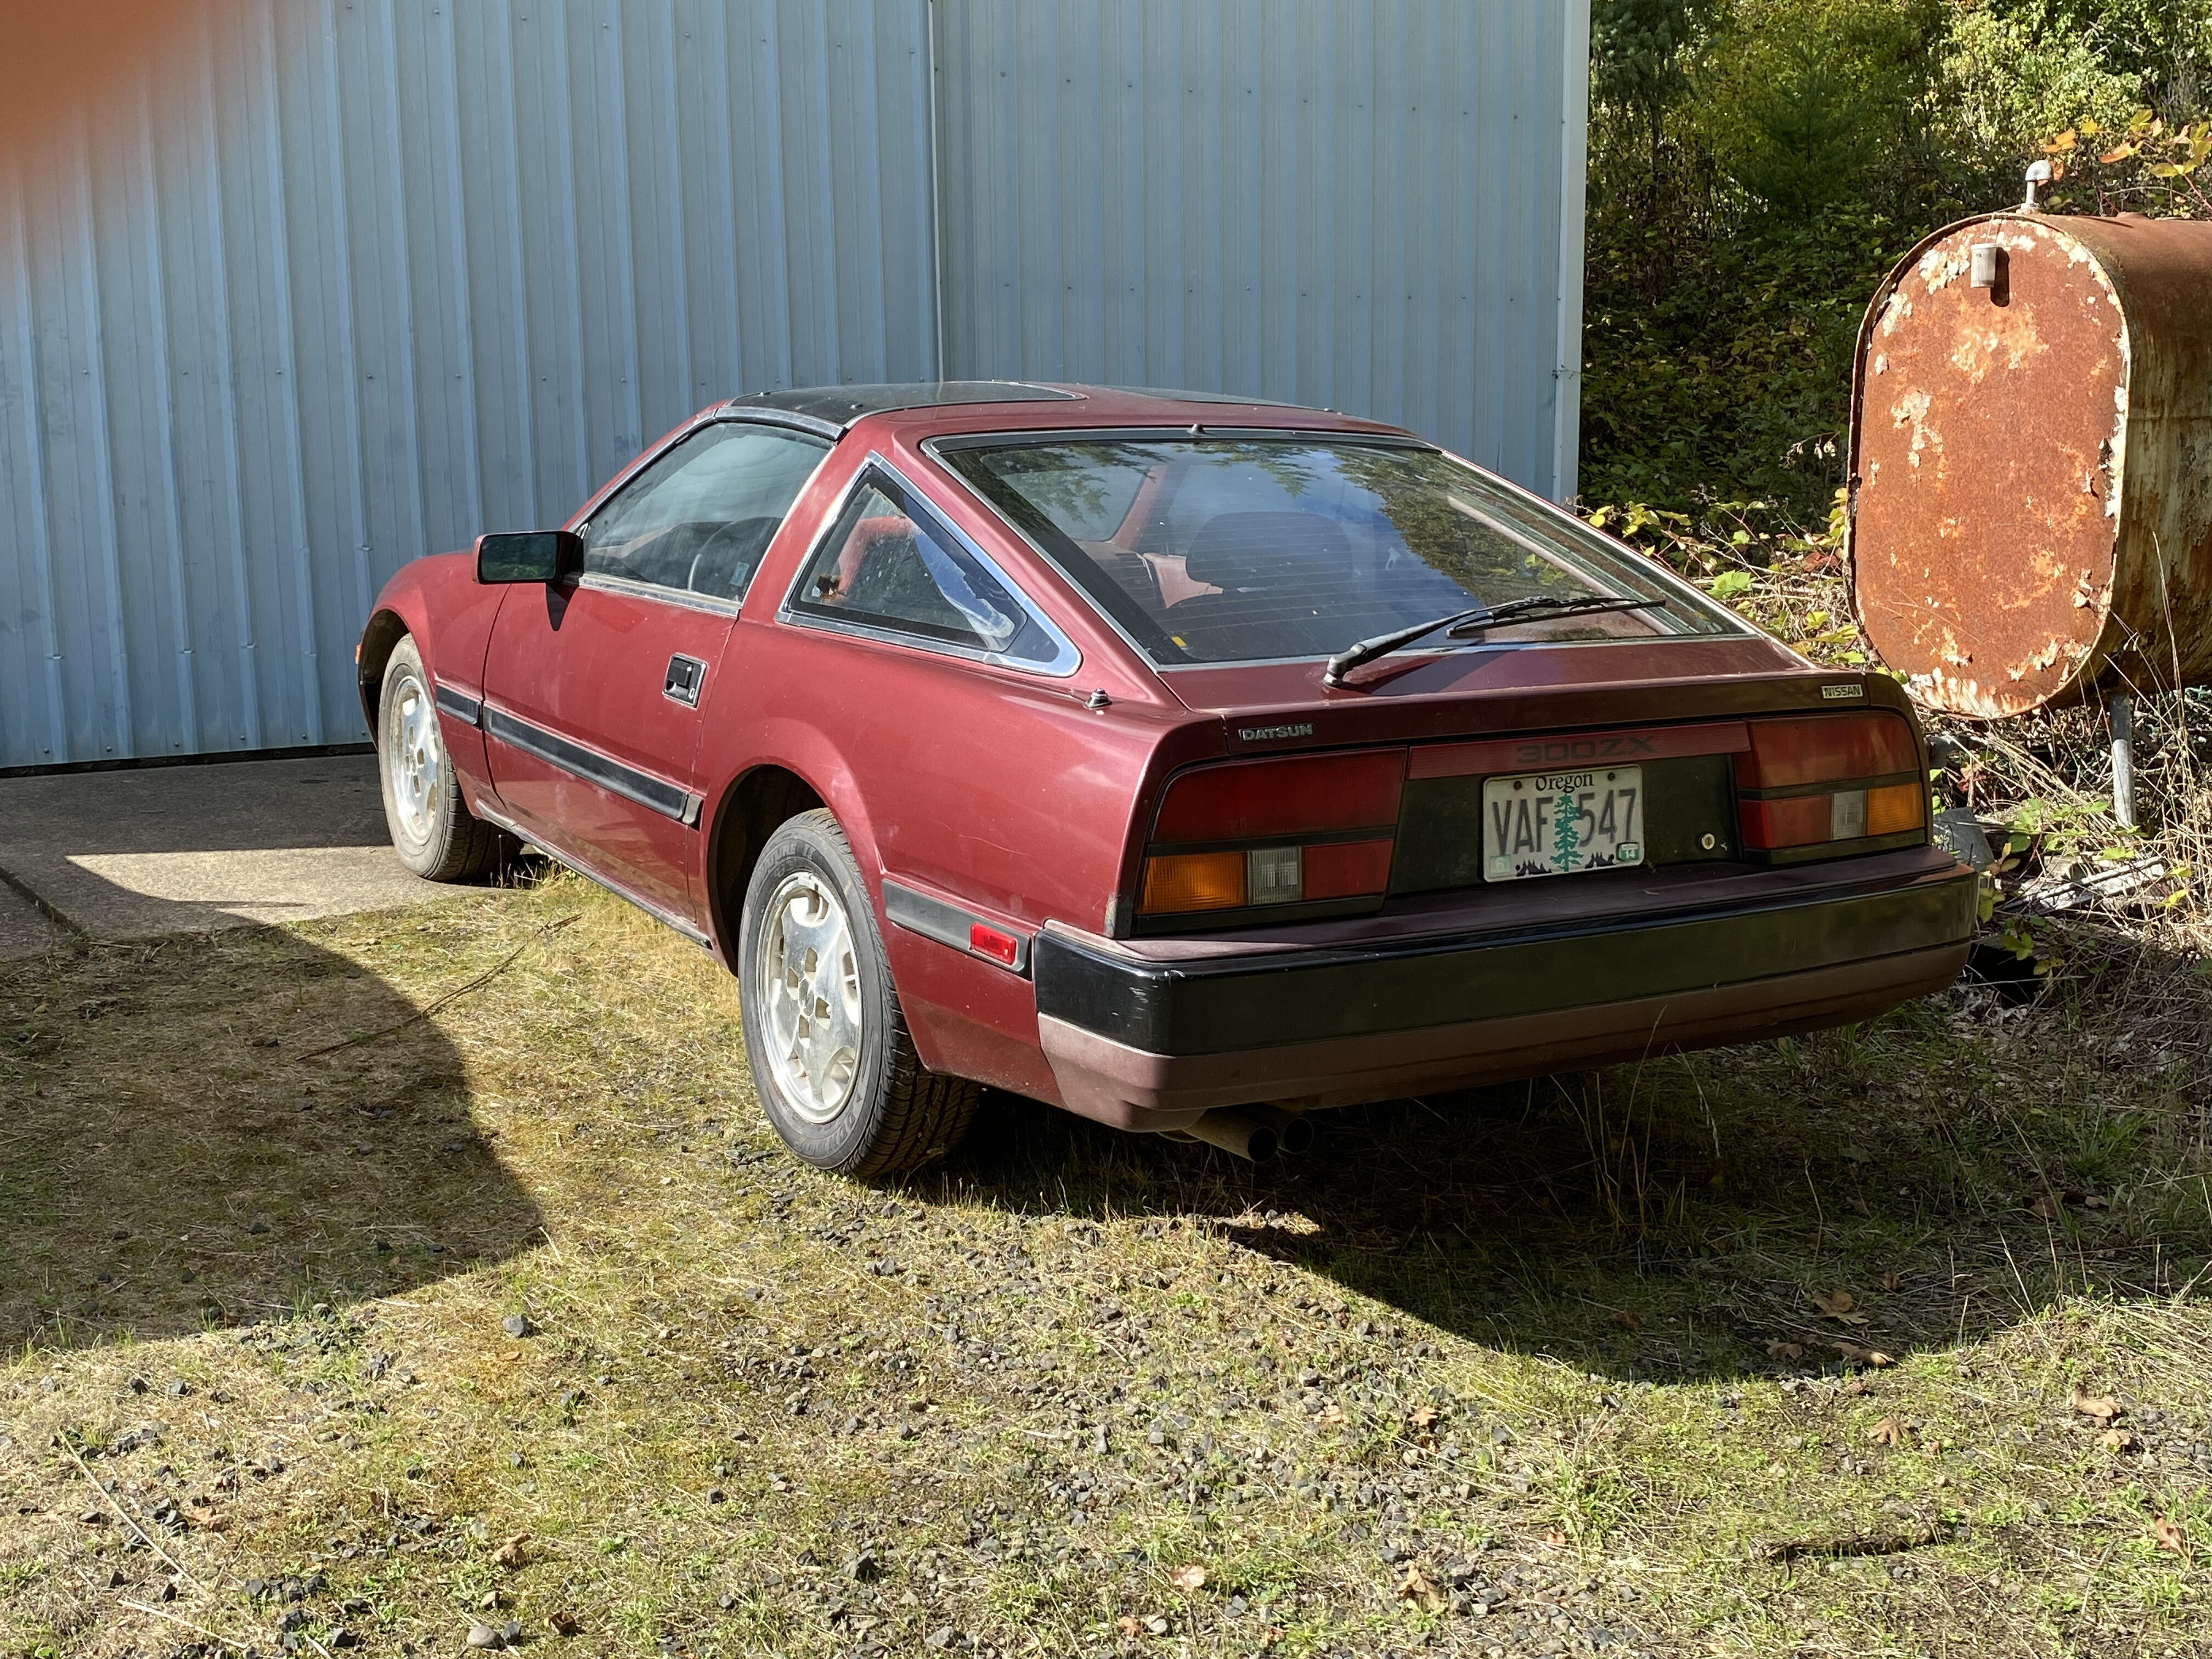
left=921, top=431, right=1753, bottom=672
left=775, top=451, right=1082, bottom=679
left=572, top=415, right=837, bottom=608
left=575, top=571, right=743, bottom=618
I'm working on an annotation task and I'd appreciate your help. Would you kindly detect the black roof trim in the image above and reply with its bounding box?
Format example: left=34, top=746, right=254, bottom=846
left=721, top=381, right=1083, bottom=430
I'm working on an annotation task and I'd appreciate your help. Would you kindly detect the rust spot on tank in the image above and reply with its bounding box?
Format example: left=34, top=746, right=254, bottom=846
left=1847, top=212, right=2212, bottom=719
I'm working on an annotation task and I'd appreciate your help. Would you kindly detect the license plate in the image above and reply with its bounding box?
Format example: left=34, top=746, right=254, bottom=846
left=1482, top=766, right=1644, bottom=881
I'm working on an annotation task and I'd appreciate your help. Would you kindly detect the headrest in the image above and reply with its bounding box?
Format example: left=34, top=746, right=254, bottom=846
left=1182, top=511, right=1350, bottom=589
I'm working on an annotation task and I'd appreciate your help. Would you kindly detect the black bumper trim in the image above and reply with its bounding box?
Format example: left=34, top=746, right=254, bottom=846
left=883, top=878, right=1031, bottom=975
left=1034, top=869, right=1976, bottom=1057
left=482, top=706, right=701, bottom=826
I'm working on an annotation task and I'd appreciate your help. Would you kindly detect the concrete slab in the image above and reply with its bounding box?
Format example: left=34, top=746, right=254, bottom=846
left=0, top=753, right=461, bottom=941
left=0, top=880, right=61, bottom=961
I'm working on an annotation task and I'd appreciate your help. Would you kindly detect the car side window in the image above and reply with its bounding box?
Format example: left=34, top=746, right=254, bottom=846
left=788, top=469, right=1066, bottom=667
left=578, top=423, right=831, bottom=601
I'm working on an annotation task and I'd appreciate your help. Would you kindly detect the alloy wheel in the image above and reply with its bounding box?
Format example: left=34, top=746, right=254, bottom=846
left=757, top=871, right=864, bottom=1122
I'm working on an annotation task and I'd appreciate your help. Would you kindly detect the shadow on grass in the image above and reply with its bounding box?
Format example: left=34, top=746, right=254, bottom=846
left=940, top=959, right=2212, bottom=1384
left=0, top=913, right=541, bottom=1353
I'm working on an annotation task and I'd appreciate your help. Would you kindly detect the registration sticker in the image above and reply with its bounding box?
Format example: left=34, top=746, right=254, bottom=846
left=1481, top=766, right=1644, bottom=881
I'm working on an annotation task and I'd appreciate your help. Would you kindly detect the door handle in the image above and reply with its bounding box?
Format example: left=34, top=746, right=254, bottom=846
left=663, top=653, right=706, bottom=708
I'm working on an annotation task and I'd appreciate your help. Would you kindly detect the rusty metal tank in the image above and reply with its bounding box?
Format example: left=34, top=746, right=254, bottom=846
left=1846, top=212, right=2212, bottom=718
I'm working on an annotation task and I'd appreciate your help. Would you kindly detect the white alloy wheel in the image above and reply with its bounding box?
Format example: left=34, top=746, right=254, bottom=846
left=757, top=870, right=864, bottom=1122
left=387, top=667, right=443, bottom=845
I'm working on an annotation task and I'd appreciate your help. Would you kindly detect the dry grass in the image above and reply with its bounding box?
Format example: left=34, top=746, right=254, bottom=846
left=5, top=546, right=2212, bottom=1655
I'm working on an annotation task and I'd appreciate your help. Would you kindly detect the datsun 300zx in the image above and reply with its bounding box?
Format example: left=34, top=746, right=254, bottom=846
left=359, top=383, right=1974, bottom=1176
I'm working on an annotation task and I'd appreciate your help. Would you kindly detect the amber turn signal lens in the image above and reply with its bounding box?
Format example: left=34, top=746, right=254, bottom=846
left=1865, top=781, right=1925, bottom=836
left=1139, top=850, right=1245, bottom=914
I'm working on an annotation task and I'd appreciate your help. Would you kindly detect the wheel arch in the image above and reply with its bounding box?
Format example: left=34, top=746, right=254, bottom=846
left=356, top=608, right=414, bottom=737
left=701, top=762, right=831, bottom=963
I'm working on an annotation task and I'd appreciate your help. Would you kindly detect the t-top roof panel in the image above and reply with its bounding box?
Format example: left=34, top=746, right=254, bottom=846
left=724, top=381, right=1084, bottom=427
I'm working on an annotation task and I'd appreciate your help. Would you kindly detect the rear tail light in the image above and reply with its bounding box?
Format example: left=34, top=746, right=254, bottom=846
left=1138, top=750, right=1404, bottom=918
left=1735, top=714, right=1926, bottom=853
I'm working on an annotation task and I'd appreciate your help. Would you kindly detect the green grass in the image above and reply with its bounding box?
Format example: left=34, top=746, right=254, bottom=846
left=4, top=866, right=2211, bottom=1657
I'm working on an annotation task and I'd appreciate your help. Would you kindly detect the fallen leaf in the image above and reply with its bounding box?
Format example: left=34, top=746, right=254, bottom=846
left=1167, top=1564, right=1206, bottom=1593
left=2070, top=1389, right=2123, bottom=1423
left=2100, top=1427, right=2138, bottom=1452
left=2083, top=1192, right=2109, bottom=1210
left=1881, top=1269, right=1903, bottom=1293
left=1812, top=1288, right=1870, bottom=1325
left=1397, top=1563, right=1444, bottom=1610
left=1539, top=1528, right=1568, bottom=1548
left=2029, top=1194, right=2062, bottom=1220
left=2153, top=1517, right=2188, bottom=1557
left=1867, top=1417, right=1903, bottom=1446
left=183, top=1504, right=227, bottom=1533
left=1409, top=1405, right=1439, bottom=1430
left=1765, top=1339, right=1804, bottom=1361
left=1317, top=1402, right=1346, bottom=1427
left=546, top=1611, right=579, bottom=1638
left=494, top=1532, right=529, bottom=1571
left=1609, top=1309, right=1641, bottom=1330
left=1116, top=1615, right=1142, bottom=1639
left=1833, top=1342, right=1895, bottom=1368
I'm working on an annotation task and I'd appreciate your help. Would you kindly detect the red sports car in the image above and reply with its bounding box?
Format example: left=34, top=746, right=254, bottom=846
left=359, top=383, right=1974, bottom=1176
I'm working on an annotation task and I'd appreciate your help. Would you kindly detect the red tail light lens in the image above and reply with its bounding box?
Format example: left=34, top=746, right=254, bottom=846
left=1139, top=750, right=1405, bottom=917
left=1734, top=714, right=1918, bottom=790
left=1152, top=750, right=1406, bottom=842
left=1735, top=713, right=1926, bottom=854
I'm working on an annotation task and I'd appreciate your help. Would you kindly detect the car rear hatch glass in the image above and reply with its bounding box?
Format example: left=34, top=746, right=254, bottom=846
left=935, top=435, right=1743, bottom=669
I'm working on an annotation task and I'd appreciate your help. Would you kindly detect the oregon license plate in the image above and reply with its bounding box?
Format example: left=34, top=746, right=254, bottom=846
left=1482, top=766, right=1644, bottom=881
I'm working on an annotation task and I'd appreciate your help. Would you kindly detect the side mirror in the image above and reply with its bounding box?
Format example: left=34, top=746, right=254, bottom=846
left=475, top=530, right=584, bottom=584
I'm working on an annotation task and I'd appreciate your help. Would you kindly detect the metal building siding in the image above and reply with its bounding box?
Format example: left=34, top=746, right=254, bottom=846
left=930, top=0, right=1588, bottom=498
left=1, top=0, right=1583, bottom=770
left=0, top=0, right=937, bottom=767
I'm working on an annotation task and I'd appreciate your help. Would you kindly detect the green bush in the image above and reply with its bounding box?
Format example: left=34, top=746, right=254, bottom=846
left=1581, top=0, right=2212, bottom=526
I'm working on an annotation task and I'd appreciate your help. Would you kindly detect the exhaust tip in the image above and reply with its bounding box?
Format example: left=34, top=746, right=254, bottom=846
left=1186, top=1110, right=1278, bottom=1161
left=1245, top=1102, right=1316, bottom=1155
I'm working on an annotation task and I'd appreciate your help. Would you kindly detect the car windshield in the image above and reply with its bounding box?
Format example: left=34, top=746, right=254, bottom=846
left=940, top=437, right=1736, bottom=666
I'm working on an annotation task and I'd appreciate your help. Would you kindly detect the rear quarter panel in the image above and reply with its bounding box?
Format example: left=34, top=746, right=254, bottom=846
left=696, top=613, right=1217, bottom=1102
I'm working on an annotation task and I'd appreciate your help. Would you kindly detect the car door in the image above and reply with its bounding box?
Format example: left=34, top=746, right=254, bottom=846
left=481, top=419, right=832, bottom=926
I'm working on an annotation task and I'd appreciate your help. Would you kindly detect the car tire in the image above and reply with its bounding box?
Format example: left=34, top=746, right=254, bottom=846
left=377, top=636, right=507, bottom=882
left=738, top=809, right=980, bottom=1177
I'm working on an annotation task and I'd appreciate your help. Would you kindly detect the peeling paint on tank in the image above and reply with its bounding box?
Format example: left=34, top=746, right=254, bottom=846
left=1893, top=388, right=1939, bottom=467
left=1848, top=212, right=2212, bottom=719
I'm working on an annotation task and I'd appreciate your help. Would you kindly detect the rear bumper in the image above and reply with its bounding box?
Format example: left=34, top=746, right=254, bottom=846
left=1033, top=857, right=1976, bottom=1130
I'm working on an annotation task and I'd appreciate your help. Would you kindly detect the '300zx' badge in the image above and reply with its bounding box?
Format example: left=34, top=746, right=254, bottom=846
left=1238, top=722, right=1314, bottom=742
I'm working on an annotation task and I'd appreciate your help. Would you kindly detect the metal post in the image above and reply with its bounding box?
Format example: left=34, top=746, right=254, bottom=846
left=2108, top=691, right=2137, bottom=830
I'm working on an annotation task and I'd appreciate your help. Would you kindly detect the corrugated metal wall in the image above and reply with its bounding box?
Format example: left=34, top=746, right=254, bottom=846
left=932, top=0, right=1589, bottom=500
left=0, top=0, right=1585, bottom=769
left=0, top=0, right=937, bottom=767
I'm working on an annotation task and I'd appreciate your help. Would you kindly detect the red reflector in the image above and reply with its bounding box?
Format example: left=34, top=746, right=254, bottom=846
left=1735, top=713, right=1917, bottom=789
left=1153, top=749, right=1406, bottom=843
left=967, top=922, right=1020, bottom=966
left=1738, top=794, right=1833, bottom=850
left=1302, top=838, right=1395, bottom=899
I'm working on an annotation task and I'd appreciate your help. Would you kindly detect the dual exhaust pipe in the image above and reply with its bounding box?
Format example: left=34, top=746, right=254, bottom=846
left=1184, top=1103, right=1315, bottom=1162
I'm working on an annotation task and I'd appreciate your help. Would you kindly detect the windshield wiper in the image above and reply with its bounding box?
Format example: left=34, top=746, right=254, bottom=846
left=1321, top=594, right=1668, bottom=687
